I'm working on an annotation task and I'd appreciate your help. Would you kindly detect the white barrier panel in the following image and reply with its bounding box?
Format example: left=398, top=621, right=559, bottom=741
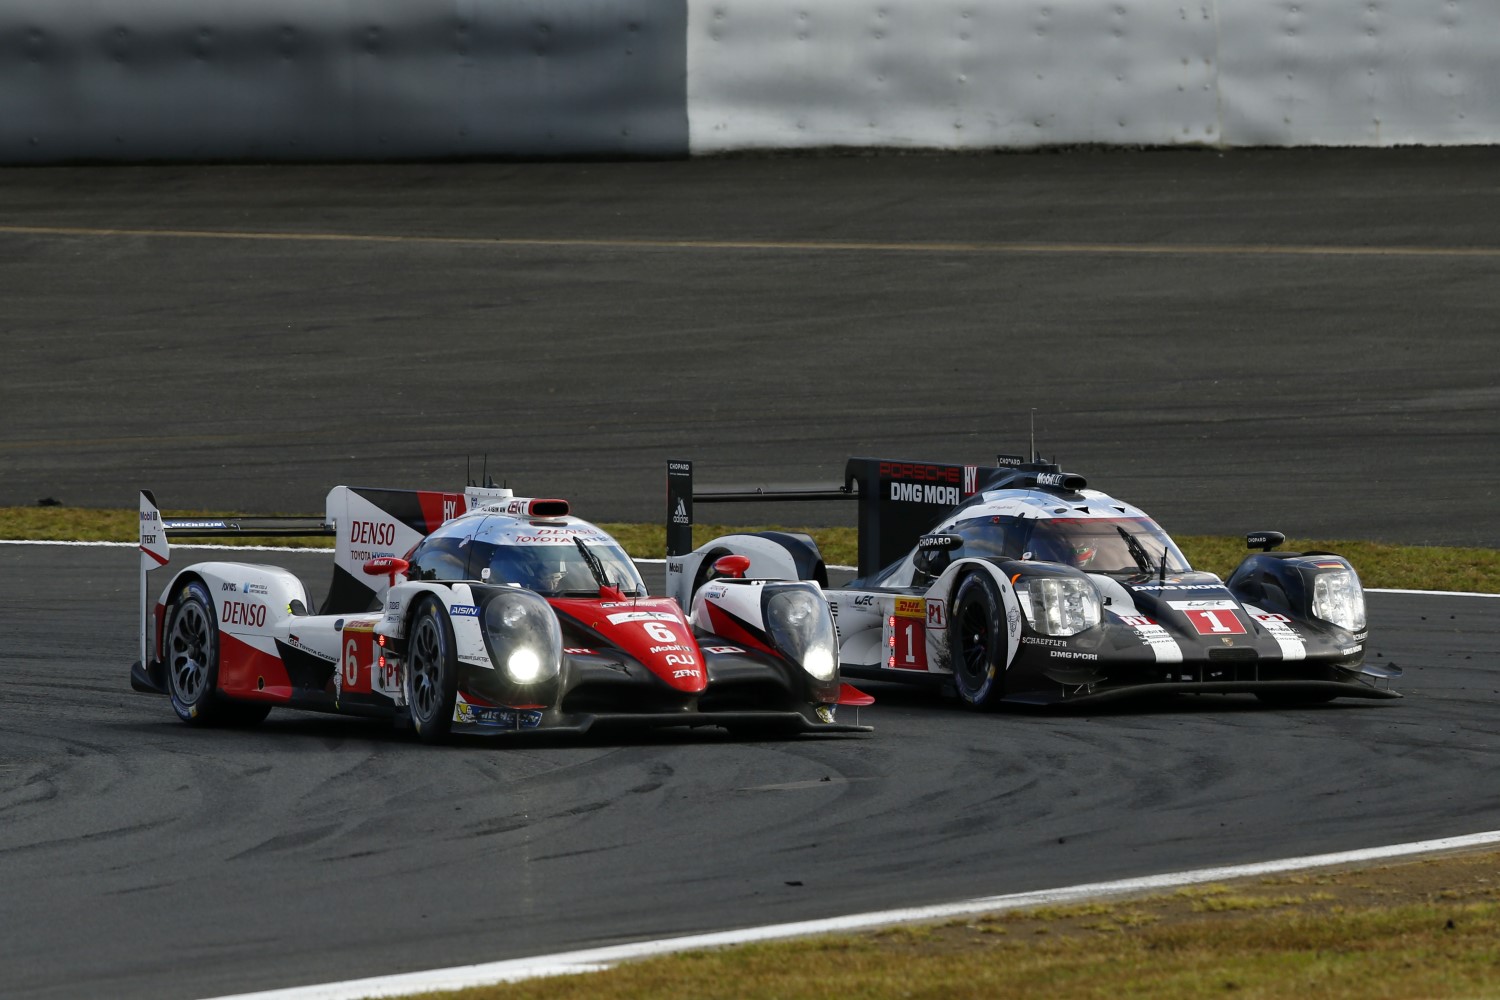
left=1219, top=0, right=1500, bottom=146
left=687, top=0, right=1500, bottom=152
left=687, top=1, right=1219, bottom=151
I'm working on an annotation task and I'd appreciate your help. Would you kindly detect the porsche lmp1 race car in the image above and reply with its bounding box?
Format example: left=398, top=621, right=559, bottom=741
left=665, top=455, right=1400, bottom=708
left=130, top=482, right=871, bottom=742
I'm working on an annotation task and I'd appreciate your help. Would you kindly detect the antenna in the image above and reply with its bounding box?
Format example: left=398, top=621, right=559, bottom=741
left=1029, top=408, right=1037, bottom=463
left=482, top=454, right=496, bottom=490
left=466, top=455, right=473, bottom=488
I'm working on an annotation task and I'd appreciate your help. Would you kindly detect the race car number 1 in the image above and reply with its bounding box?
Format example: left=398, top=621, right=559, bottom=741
left=1184, top=609, right=1247, bottom=636
left=888, top=617, right=928, bottom=670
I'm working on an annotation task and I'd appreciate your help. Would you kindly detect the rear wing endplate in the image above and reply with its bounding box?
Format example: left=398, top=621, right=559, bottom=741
left=667, top=458, right=1011, bottom=580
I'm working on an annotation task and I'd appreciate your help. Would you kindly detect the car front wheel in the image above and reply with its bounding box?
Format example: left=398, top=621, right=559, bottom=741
left=949, top=571, right=1006, bottom=710
left=406, top=597, right=459, bottom=744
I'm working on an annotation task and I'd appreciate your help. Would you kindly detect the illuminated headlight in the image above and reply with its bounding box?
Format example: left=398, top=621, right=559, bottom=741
left=1025, top=577, right=1102, bottom=637
left=1312, top=568, right=1366, bottom=632
left=481, top=590, right=562, bottom=685
left=765, top=587, right=839, bottom=681
left=506, top=648, right=542, bottom=683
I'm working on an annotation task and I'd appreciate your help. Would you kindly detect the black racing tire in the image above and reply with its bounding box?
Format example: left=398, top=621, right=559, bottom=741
left=405, top=596, right=459, bottom=745
left=164, top=579, right=269, bottom=727
left=949, top=571, right=1007, bottom=710
left=1255, top=691, right=1338, bottom=706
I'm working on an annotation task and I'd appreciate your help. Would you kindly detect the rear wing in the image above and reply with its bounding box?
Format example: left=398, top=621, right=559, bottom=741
left=136, top=482, right=517, bottom=669
left=667, top=457, right=1015, bottom=581
left=136, top=490, right=334, bottom=672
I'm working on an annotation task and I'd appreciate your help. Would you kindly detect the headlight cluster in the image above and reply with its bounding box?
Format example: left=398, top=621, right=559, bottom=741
left=1024, top=576, right=1102, bottom=636
left=1312, top=568, right=1366, bottom=632
left=481, top=590, right=563, bottom=685
left=765, top=586, right=839, bottom=681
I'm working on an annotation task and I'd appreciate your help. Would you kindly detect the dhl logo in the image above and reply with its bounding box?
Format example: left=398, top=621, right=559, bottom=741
left=894, top=597, right=926, bottom=620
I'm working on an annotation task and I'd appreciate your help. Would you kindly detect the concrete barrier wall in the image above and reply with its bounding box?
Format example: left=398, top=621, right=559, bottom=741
left=1, top=0, right=1496, bottom=162
left=686, top=0, right=1500, bottom=152
left=687, top=1, right=1222, bottom=151
left=0, top=0, right=687, bottom=162
left=1217, top=1, right=1500, bottom=146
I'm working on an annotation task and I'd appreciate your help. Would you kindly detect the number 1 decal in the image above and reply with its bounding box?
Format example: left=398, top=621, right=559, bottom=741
left=1184, top=610, right=1247, bottom=636
left=888, top=617, right=928, bottom=670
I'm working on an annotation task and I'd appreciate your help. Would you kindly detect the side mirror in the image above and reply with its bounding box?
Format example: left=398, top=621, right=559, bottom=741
left=363, top=556, right=410, bottom=588
left=1247, top=531, right=1285, bottom=552
left=913, top=533, right=961, bottom=576
left=712, top=554, right=751, bottom=579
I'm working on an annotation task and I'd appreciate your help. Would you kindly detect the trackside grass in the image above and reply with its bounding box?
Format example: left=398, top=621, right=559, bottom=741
left=3, top=506, right=1497, bottom=594
left=407, top=850, right=1500, bottom=1000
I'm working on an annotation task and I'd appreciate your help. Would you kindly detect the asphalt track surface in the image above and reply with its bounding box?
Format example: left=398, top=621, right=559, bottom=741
left=3, top=546, right=1497, bottom=1000
left=2, top=148, right=1499, bottom=544
left=2, top=150, right=1499, bottom=999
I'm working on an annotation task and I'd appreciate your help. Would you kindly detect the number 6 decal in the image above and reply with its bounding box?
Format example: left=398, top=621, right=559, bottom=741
left=344, top=638, right=360, bottom=687
left=643, top=620, right=678, bottom=643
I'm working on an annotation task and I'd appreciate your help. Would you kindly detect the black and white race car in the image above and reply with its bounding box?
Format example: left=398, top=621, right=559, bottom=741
left=665, top=455, right=1399, bottom=708
left=130, top=482, right=870, bottom=742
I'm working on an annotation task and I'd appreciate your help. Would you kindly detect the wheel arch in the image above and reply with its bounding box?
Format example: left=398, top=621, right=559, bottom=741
left=680, top=533, right=817, bottom=607
left=155, top=568, right=214, bottom=666
left=934, top=557, right=1023, bottom=674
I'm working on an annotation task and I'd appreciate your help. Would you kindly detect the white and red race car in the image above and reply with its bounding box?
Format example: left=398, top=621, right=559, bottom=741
left=131, top=482, right=871, bottom=742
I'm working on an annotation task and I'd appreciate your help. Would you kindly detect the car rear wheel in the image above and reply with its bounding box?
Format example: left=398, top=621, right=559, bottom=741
left=165, top=580, right=270, bottom=727
left=406, top=597, right=458, bottom=744
left=949, top=571, right=1006, bottom=710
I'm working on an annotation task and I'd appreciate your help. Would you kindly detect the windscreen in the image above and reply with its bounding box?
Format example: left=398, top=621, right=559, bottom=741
left=471, top=530, right=642, bottom=593
left=1023, top=517, right=1189, bottom=575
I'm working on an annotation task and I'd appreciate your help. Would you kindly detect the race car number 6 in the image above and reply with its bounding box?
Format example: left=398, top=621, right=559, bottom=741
left=642, top=621, right=677, bottom=643
left=344, top=638, right=360, bottom=686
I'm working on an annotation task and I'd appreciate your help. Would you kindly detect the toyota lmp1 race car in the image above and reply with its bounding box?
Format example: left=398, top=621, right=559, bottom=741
left=130, top=482, right=871, bottom=743
left=665, top=455, right=1400, bottom=709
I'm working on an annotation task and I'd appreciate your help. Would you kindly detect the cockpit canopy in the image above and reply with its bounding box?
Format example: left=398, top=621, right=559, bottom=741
left=406, top=514, right=646, bottom=597
left=876, top=510, right=1190, bottom=586
left=1001, top=515, right=1189, bottom=574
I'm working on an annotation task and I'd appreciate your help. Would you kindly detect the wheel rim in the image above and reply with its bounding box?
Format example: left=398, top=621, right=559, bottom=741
left=957, top=596, right=991, bottom=688
left=167, top=599, right=212, bottom=704
left=408, top=615, right=443, bottom=723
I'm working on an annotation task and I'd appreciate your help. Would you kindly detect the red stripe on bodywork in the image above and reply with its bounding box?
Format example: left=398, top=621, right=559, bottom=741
left=416, top=492, right=467, bottom=534
left=153, top=601, right=167, bottom=662
left=219, top=632, right=293, bottom=702
left=703, top=603, right=777, bottom=657
left=140, top=545, right=168, bottom=566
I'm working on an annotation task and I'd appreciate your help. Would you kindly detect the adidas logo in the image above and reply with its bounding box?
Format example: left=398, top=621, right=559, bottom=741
left=671, top=498, right=689, bottom=525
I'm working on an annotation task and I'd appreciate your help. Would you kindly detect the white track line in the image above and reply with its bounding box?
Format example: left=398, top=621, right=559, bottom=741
left=0, top=539, right=330, bottom=553
left=1368, top=587, right=1500, bottom=598
left=4, top=540, right=1497, bottom=598
left=4, top=540, right=1495, bottom=599
left=204, top=828, right=1500, bottom=1000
